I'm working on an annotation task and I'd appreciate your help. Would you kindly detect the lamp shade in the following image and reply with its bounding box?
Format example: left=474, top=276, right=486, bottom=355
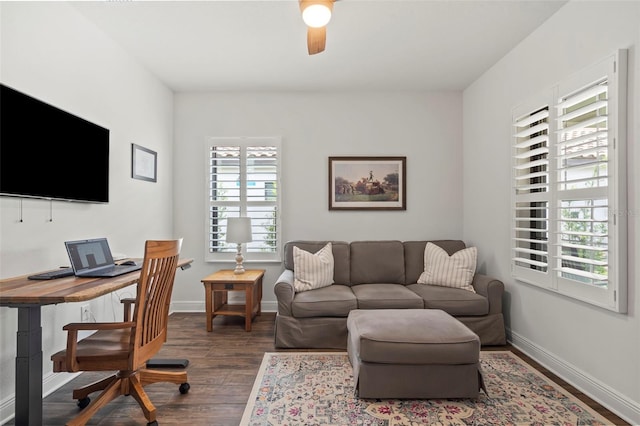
left=226, top=217, right=252, bottom=244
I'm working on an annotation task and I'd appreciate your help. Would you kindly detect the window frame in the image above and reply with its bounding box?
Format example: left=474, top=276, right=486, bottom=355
left=204, top=137, right=282, bottom=263
left=511, top=50, right=627, bottom=313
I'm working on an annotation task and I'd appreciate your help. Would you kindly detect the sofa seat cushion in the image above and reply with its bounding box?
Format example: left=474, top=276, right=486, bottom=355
left=407, top=283, right=488, bottom=316
left=352, top=284, right=424, bottom=310
left=291, top=284, right=357, bottom=318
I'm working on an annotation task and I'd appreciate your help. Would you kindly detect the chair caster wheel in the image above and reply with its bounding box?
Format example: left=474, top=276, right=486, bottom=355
left=179, top=382, right=190, bottom=394
left=77, top=397, right=90, bottom=409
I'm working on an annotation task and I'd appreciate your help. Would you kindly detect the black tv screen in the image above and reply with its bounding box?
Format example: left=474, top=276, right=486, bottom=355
left=0, top=84, right=110, bottom=203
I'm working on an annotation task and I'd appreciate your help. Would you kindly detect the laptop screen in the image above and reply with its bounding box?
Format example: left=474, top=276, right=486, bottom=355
left=65, top=238, right=115, bottom=273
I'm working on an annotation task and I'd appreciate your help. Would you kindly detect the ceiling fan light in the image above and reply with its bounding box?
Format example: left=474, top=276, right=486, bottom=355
left=302, top=4, right=332, bottom=28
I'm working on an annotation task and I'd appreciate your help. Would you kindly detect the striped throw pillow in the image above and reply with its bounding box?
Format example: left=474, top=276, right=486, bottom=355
left=293, top=243, right=334, bottom=292
left=417, top=242, right=477, bottom=292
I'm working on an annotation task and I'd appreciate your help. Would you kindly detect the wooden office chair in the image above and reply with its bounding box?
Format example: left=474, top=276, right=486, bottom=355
left=51, top=239, right=189, bottom=426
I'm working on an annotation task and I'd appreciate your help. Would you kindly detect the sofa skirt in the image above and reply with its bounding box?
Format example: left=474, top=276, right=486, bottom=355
left=275, top=312, right=506, bottom=349
left=275, top=314, right=348, bottom=349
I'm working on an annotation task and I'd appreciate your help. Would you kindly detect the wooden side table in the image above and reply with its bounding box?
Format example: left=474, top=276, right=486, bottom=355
left=201, top=269, right=265, bottom=332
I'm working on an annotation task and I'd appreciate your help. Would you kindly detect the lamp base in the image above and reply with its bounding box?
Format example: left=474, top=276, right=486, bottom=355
left=234, top=244, right=245, bottom=274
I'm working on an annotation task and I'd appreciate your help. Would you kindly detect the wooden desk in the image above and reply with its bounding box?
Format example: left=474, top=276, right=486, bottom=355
left=202, top=269, right=264, bottom=332
left=0, top=258, right=193, bottom=426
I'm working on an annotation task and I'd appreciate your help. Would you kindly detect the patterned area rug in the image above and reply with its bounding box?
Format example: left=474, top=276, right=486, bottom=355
left=240, top=351, right=612, bottom=426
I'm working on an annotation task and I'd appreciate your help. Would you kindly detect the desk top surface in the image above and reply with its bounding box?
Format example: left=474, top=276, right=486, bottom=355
left=0, top=258, right=193, bottom=306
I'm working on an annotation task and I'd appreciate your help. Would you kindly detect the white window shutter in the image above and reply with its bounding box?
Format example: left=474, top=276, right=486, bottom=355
left=552, top=50, right=627, bottom=312
left=511, top=49, right=627, bottom=313
left=512, top=100, right=552, bottom=287
left=205, top=137, right=282, bottom=263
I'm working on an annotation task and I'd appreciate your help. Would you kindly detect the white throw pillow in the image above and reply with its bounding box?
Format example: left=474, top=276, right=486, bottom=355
left=417, top=242, right=477, bottom=292
left=293, top=243, right=334, bottom=293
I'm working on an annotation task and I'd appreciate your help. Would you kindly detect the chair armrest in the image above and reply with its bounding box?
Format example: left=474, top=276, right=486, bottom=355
left=61, top=321, right=135, bottom=372
left=471, top=274, right=504, bottom=315
left=274, top=269, right=295, bottom=316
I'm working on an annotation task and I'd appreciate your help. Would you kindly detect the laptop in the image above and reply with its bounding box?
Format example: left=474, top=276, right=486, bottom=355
left=65, top=238, right=142, bottom=278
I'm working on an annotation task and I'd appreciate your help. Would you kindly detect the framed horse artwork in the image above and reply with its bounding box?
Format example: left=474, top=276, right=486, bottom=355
left=328, top=156, right=406, bottom=211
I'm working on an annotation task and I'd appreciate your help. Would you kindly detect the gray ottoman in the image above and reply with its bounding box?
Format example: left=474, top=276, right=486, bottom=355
left=347, top=309, right=483, bottom=399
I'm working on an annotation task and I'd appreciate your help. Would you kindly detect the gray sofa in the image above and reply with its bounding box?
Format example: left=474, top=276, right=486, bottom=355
left=274, top=240, right=506, bottom=348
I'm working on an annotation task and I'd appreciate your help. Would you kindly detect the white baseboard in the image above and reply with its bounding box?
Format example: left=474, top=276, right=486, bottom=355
left=0, top=396, right=14, bottom=426
left=509, top=328, right=640, bottom=425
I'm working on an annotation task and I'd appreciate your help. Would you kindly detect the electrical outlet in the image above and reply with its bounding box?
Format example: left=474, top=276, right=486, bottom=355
left=80, top=304, right=91, bottom=322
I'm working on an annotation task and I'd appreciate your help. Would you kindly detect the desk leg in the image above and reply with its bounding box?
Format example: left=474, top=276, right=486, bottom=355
left=15, top=306, right=43, bottom=425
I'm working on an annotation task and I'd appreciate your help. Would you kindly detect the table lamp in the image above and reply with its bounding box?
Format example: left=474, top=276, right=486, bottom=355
left=226, top=217, right=252, bottom=274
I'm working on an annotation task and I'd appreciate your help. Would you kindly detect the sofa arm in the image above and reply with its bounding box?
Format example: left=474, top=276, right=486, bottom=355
left=472, top=274, right=504, bottom=315
left=274, top=269, right=295, bottom=316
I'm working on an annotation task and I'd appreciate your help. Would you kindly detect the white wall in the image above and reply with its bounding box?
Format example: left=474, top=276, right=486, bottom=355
left=172, top=91, right=464, bottom=310
left=0, top=2, right=174, bottom=423
left=463, top=1, right=640, bottom=423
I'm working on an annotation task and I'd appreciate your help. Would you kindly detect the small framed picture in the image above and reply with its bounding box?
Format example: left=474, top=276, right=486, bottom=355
left=329, top=156, right=406, bottom=210
left=131, top=143, right=157, bottom=182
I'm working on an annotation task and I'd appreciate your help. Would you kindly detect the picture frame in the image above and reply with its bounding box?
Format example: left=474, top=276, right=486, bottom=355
left=329, top=156, right=406, bottom=210
left=131, top=143, right=157, bottom=182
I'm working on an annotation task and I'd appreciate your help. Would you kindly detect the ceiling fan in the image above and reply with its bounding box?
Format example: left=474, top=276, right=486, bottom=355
left=299, top=0, right=335, bottom=55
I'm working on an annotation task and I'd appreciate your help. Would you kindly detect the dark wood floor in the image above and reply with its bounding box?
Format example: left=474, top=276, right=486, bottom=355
left=21, top=312, right=629, bottom=425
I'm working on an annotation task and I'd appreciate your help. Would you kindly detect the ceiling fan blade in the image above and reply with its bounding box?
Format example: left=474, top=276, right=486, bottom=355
left=307, top=26, right=326, bottom=55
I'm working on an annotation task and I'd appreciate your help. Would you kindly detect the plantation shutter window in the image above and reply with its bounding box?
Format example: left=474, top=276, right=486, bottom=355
left=555, top=80, right=609, bottom=288
left=511, top=50, right=627, bottom=313
left=205, top=137, right=282, bottom=263
left=511, top=102, right=551, bottom=287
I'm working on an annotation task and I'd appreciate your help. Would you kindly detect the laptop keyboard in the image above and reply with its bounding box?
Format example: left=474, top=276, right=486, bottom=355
left=28, top=268, right=74, bottom=280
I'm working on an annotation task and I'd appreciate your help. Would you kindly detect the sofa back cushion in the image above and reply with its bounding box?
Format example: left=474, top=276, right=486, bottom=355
left=350, top=240, right=405, bottom=285
left=284, top=241, right=350, bottom=284
left=404, top=240, right=466, bottom=284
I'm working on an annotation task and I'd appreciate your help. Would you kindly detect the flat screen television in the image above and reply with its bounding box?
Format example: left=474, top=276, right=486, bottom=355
left=0, top=84, right=110, bottom=203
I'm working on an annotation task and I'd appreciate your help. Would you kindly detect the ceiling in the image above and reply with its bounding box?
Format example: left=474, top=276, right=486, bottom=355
left=73, top=0, right=568, bottom=92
